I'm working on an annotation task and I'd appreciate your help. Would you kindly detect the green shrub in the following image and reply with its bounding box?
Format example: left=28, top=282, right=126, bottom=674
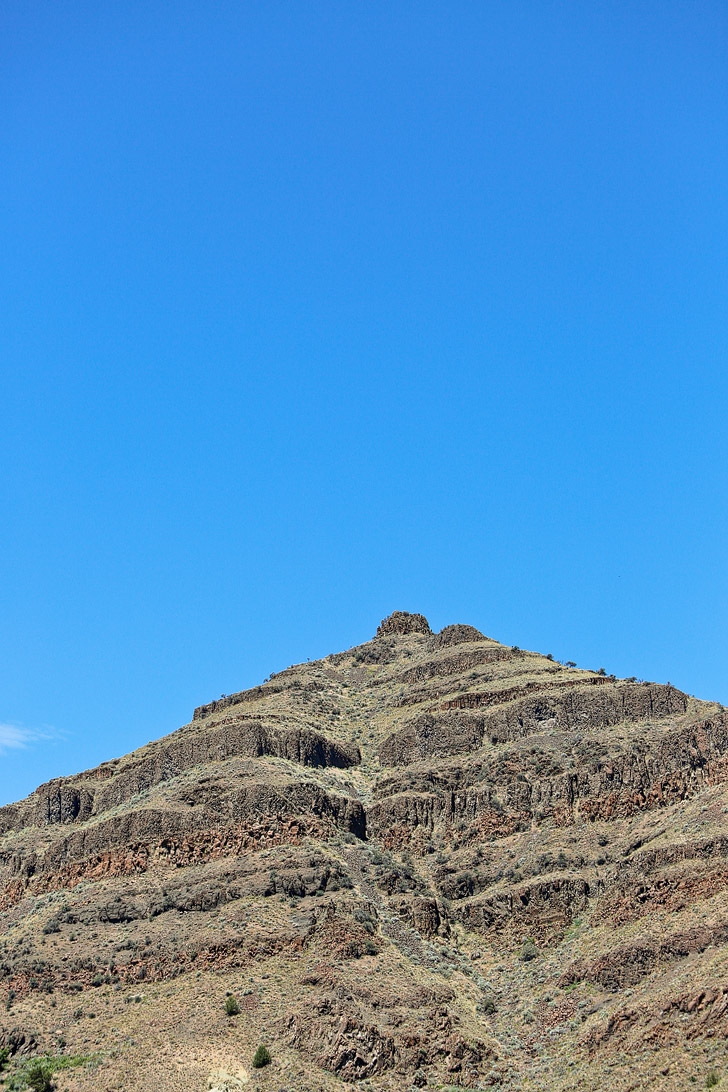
left=479, top=998, right=496, bottom=1014
left=0, top=1046, right=9, bottom=1070
left=224, top=995, right=240, bottom=1017
left=706, top=1073, right=720, bottom=1089
left=519, top=939, right=538, bottom=962
left=252, top=1044, right=271, bottom=1068
left=26, top=1060, right=54, bottom=1091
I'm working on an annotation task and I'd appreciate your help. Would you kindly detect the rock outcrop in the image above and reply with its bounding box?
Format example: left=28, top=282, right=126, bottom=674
left=433, top=624, right=486, bottom=648
left=376, top=611, right=432, bottom=637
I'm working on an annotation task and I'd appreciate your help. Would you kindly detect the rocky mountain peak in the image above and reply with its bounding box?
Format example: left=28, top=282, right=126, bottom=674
left=375, top=610, right=432, bottom=637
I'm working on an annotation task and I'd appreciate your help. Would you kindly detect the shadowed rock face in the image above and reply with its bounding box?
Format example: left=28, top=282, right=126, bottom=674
left=378, top=681, right=690, bottom=764
left=0, top=613, right=726, bottom=1092
left=0, top=722, right=360, bottom=838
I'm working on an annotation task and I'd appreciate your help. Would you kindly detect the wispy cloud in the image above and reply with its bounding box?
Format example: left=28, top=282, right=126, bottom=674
left=0, top=723, right=53, bottom=755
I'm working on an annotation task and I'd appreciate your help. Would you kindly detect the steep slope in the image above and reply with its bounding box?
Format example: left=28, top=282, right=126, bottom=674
left=1, top=611, right=726, bottom=1092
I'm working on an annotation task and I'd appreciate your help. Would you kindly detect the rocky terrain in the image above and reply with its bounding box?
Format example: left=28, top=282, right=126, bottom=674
left=1, top=611, right=727, bottom=1091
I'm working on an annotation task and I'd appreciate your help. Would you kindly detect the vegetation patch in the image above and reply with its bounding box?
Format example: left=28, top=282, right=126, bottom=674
left=5, top=1055, right=98, bottom=1091
left=252, top=1045, right=271, bottom=1068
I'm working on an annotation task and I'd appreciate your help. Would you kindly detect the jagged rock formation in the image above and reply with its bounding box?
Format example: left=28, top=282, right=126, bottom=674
left=376, top=610, right=432, bottom=637
left=0, top=611, right=726, bottom=1091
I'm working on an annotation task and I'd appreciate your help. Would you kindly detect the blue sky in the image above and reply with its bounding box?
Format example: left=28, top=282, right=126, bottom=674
left=1, top=1, right=726, bottom=806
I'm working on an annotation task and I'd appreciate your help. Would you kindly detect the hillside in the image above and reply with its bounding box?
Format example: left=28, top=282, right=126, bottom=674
left=1, top=611, right=727, bottom=1091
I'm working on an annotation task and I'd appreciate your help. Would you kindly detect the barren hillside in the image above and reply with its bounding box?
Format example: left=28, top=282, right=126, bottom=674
left=1, top=611, right=726, bottom=1091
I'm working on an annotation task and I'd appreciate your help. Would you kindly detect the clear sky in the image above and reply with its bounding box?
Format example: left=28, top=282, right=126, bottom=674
left=1, top=1, right=726, bottom=807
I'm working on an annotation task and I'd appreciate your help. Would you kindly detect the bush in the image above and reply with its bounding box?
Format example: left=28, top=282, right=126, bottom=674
left=706, top=1073, right=720, bottom=1089
left=26, top=1060, right=54, bottom=1091
left=252, top=1044, right=271, bottom=1068
left=42, top=919, right=60, bottom=935
left=519, top=939, right=538, bottom=962
left=224, top=995, right=240, bottom=1017
left=479, top=998, right=496, bottom=1014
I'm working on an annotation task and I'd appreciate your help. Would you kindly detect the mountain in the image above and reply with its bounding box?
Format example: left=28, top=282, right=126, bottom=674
left=1, top=611, right=726, bottom=1092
